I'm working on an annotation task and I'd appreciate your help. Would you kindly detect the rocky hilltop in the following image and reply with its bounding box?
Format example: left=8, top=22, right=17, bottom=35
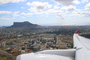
left=11, top=21, right=38, bottom=27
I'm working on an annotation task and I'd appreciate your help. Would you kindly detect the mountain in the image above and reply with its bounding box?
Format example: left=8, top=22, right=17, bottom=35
left=10, top=21, right=38, bottom=27
left=4, top=21, right=44, bottom=34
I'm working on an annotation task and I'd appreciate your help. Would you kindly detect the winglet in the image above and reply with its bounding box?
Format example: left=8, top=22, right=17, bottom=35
left=75, top=30, right=79, bottom=34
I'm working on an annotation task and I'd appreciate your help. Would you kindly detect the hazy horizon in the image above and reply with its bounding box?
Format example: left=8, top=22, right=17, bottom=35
left=0, top=21, right=90, bottom=27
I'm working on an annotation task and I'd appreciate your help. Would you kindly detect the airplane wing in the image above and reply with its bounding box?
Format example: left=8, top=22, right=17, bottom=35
left=16, top=49, right=75, bottom=60
left=73, top=30, right=90, bottom=49
left=73, top=30, right=90, bottom=60
left=16, top=30, right=90, bottom=60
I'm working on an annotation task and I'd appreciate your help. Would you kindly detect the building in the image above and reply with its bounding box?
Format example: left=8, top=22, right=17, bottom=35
left=1, top=42, right=6, bottom=47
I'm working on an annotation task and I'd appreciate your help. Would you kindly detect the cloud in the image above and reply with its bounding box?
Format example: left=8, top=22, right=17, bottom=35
left=84, top=8, right=89, bottom=10
left=21, top=7, right=24, bottom=9
left=26, top=2, right=30, bottom=6
left=14, top=11, right=19, bottom=14
left=20, top=12, right=33, bottom=16
left=26, top=1, right=66, bottom=18
left=28, top=1, right=52, bottom=12
left=0, top=0, right=26, bottom=4
left=72, top=11, right=90, bottom=17
left=68, top=14, right=80, bottom=16
left=34, top=11, right=45, bottom=15
left=0, top=11, right=12, bottom=14
left=61, top=5, right=76, bottom=11
left=54, top=5, right=60, bottom=9
left=84, top=2, right=90, bottom=10
left=20, top=12, right=26, bottom=15
left=81, top=11, right=90, bottom=17
left=52, top=0, right=80, bottom=5
left=46, top=9, right=63, bottom=14
left=13, top=13, right=19, bottom=17
left=0, top=17, right=10, bottom=20
left=13, top=11, right=19, bottom=17
left=82, top=0, right=88, bottom=3
left=20, top=16, right=26, bottom=19
left=85, top=2, right=90, bottom=8
left=56, top=13, right=66, bottom=19
left=46, top=9, right=66, bottom=19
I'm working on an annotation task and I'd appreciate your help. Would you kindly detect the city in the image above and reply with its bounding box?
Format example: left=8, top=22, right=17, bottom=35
left=0, top=21, right=90, bottom=60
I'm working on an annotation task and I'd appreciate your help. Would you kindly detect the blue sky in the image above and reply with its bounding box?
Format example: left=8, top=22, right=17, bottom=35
left=0, top=0, right=90, bottom=26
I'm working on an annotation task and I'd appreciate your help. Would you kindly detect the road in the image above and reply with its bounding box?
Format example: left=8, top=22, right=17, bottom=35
left=0, top=49, right=16, bottom=59
left=56, top=36, right=62, bottom=44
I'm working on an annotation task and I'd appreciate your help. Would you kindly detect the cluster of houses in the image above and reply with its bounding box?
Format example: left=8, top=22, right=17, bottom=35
left=0, top=34, right=71, bottom=56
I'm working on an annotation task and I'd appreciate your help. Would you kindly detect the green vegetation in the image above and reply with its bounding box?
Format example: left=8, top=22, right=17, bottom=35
left=0, top=53, right=15, bottom=60
left=58, top=46, right=67, bottom=49
left=0, top=46, right=13, bottom=50
left=70, top=43, right=73, bottom=48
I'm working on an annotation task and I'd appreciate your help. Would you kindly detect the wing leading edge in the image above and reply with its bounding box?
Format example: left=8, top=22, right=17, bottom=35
left=73, top=30, right=90, bottom=50
left=73, top=30, right=90, bottom=60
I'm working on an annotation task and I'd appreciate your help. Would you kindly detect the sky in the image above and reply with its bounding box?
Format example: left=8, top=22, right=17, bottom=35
left=0, top=0, right=90, bottom=26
